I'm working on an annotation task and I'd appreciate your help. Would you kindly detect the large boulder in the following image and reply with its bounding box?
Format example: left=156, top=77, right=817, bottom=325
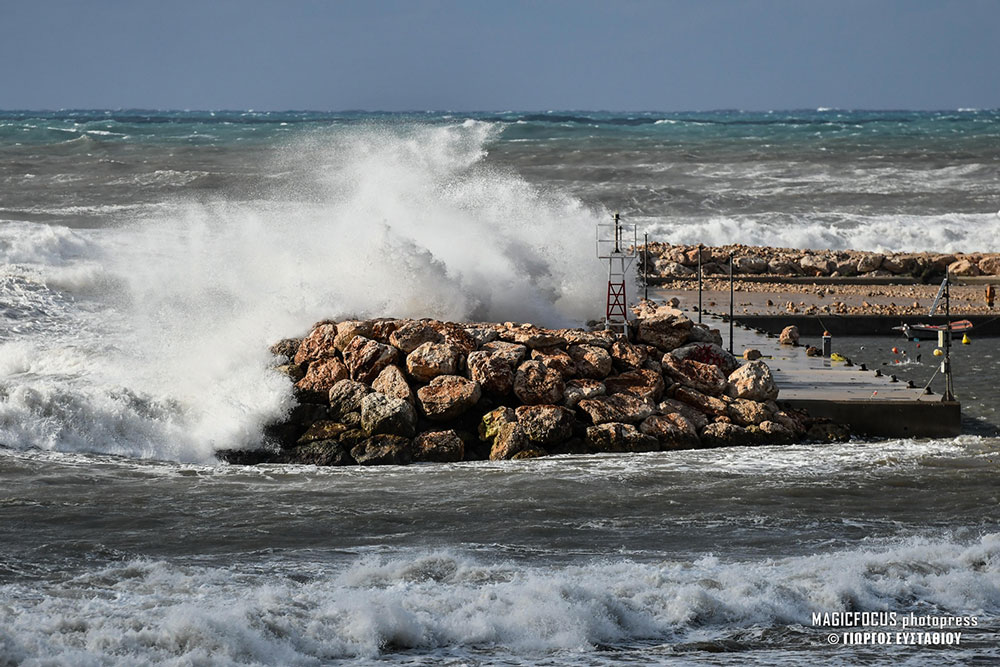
left=726, top=398, right=771, bottom=426
left=389, top=321, right=445, bottom=354
left=412, top=430, right=465, bottom=463
left=466, top=351, right=514, bottom=395
left=479, top=406, right=518, bottom=443
left=636, top=314, right=692, bottom=352
left=603, top=369, right=665, bottom=402
left=294, top=323, right=339, bottom=365
left=406, top=341, right=462, bottom=382
left=727, top=361, right=779, bottom=402
left=978, top=254, right=1000, bottom=275
left=531, top=347, right=577, bottom=378
left=501, top=325, right=567, bottom=349
left=360, top=393, right=417, bottom=437
left=417, top=375, right=482, bottom=421
left=328, top=380, right=371, bottom=420
left=672, top=385, right=728, bottom=416
left=481, top=340, right=529, bottom=367
left=948, top=259, right=981, bottom=277
left=515, top=405, right=574, bottom=445
left=287, top=439, right=354, bottom=466
left=585, top=423, right=658, bottom=453
left=490, top=422, right=530, bottom=460
left=567, top=344, right=613, bottom=379
left=371, top=364, right=414, bottom=405
left=296, top=420, right=349, bottom=445
left=700, top=422, right=757, bottom=447
left=563, top=378, right=606, bottom=408
left=687, top=324, right=724, bottom=347
left=609, top=339, right=649, bottom=372
left=295, top=357, right=349, bottom=401
left=800, top=255, right=834, bottom=276
left=639, top=414, right=699, bottom=449
left=350, top=435, right=413, bottom=465
left=778, top=326, right=799, bottom=346
left=658, top=398, right=709, bottom=431
left=661, top=354, right=728, bottom=396
left=343, top=336, right=398, bottom=384
left=882, top=254, right=916, bottom=275
left=857, top=253, right=884, bottom=273
left=577, top=393, right=656, bottom=425
left=334, top=320, right=376, bottom=352
left=669, top=343, right=739, bottom=375
left=513, top=360, right=565, bottom=405
left=757, top=420, right=795, bottom=445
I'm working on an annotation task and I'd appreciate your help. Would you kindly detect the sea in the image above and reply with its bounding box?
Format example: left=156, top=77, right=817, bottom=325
left=1, top=109, right=998, bottom=665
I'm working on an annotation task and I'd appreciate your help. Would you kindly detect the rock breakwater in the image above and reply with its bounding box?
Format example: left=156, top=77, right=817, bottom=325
left=642, top=243, right=1000, bottom=280
left=221, top=305, right=836, bottom=466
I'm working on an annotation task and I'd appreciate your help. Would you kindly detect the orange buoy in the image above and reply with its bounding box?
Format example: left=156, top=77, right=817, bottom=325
left=891, top=347, right=899, bottom=354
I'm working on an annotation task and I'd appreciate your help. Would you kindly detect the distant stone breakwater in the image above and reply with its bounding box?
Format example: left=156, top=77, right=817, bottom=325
left=221, top=304, right=844, bottom=466
left=642, top=243, right=1000, bottom=279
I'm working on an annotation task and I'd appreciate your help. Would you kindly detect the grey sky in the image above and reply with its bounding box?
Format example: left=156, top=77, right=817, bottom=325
left=2, top=0, right=997, bottom=111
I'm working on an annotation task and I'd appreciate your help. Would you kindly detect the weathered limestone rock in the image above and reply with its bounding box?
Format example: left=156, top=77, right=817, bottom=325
left=669, top=343, right=739, bottom=375
left=743, top=348, right=762, bottom=361
left=417, top=375, right=482, bottom=421
left=466, top=351, right=514, bottom=395
left=577, top=393, right=656, bottom=424
left=604, top=369, right=665, bottom=402
left=295, top=357, right=349, bottom=400
left=389, top=321, right=444, bottom=353
left=490, top=422, right=530, bottom=460
left=948, top=259, right=981, bottom=277
left=334, top=320, right=376, bottom=353
left=700, top=422, right=756, bottom=447
left=563, top=378, right=606, bottom=408
left=726, top=398, right=771, bottom=426
left=558, top=329, right=616, bottom=348
left=513, top=360, right=565, bottom=405
left=882, top=254, right=915, bottom=275
left=567, top=344, right=612, bottom=379
left=639, top=414, right=699, bottom=449
left=427, top=321, right=479, bottom=355
left=270, top=338, right=302, bottom=362
left=294, top=323, right=339, bottom=365
left=328, top=380, right=371, bottom=420
left=531, top=347, right=577, bottom=378
left=636, top=314, right=692, bottom=352
left=296, top=420, right=349, bottom=445
left=371, top=365, right=414, bottom=405
left=672, top=385, right=728, bottom=417
left=658, top=398, right=710, bottom=431
left=585, top=423, right=658, bottom=453
left=687, top=324, right=724, bottom=347
left=479, top=406, right=517, bottom=443
left=406, top=341, right=462, bottom=382
left=661, top=354, right=728, bottom=396
left=289, top=439, right=354, bottom=466
left=778, top=326, right=800, bottom=346
left=654, top=259, right=694, bottom=276
left=343, top=336, right=398, bottom=384
left=503, top=325, right=567, bottom=349
left=413, top=430, right=465, bottom=463
left=857, top=253, right=884, bottom=273
left=734, top=255, right=768, bottom=274
left=275, top=363, right=306, bottom=383
left=757, top=420, right=795, bottom=445
left=609, top=339, right=648, bottom=372
left=800, top=255, right=834, bottom=276
left=351, top=435, right=413, bottom=465
left=481, top=340, right=528, bottom=367
left=727, top=361, right=779, bottom=402
left=368, top=318, right=402, bottom=344
left=464, top=326, right=499, bottom=347
left=515, top=405, right=574, bottom=445
left=978, top=255, right=1000, bottom=275
left=360, top=393, right=417, bottom=437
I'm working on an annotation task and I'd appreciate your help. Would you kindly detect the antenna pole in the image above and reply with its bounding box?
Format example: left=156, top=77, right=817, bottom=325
left=728, top=251, right=734, bottom=355
left=643, top=232, right=649, bottom=301
left=697, top=243, right=703, bottom=323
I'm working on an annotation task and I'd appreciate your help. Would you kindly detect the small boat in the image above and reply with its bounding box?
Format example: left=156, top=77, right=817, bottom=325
left=892, top=319, right=974, bottom=340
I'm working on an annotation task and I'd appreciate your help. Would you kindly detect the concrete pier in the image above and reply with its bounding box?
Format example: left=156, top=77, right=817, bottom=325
left=706, top=315, right=962, bottom=438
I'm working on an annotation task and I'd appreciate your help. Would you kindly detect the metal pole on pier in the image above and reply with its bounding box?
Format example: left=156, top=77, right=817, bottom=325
left=643, top=232, right=648, bottom=301
left=697, top=243, right=703, bottom=323
left=728, top=251, right=734, bottom=355
left=944, top=271, right=955, bottom=401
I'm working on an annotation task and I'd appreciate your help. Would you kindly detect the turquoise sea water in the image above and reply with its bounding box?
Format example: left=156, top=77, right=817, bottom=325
left=0, top=109, right=998, bottom=665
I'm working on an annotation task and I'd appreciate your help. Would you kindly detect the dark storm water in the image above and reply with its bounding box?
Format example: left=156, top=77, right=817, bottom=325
left=0, top=110, right=998, bottom=664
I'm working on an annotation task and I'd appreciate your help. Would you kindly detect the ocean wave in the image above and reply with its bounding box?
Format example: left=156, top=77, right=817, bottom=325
left=0, top=535, right=996, bottom=663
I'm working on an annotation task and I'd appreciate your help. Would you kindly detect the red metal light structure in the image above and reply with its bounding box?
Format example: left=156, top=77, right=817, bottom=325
left=596, top=213, right=637, bottom=335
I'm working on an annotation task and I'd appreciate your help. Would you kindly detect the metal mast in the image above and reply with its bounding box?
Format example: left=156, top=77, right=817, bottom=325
left=596, top=213, right=637, bottom=336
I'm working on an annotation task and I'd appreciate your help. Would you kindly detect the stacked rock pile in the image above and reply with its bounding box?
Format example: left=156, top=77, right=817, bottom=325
left=643, top=243, right=1000, bottom=279
left=220, top=304, right=826, bottom=466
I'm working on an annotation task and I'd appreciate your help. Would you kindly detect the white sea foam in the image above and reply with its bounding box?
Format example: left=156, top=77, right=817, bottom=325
left=0, top=122, right=606, bottom=461
left=640, top=212, right=1000, bottom=253
left=0, top=535, right=996, bottom=663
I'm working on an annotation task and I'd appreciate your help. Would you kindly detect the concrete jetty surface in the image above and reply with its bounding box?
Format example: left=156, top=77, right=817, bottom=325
left=697, top=313, right=961, bottom=438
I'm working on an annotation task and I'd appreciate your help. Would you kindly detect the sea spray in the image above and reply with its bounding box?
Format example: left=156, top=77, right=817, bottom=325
left=0, top=122, right=606, bottom=461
